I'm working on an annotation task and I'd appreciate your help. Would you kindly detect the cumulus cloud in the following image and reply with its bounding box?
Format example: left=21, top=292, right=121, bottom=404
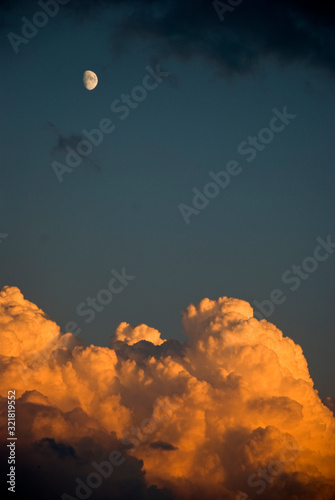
left=115, top=322, right=165, bottom=345
left=324, top=397, right=335, bottom=416
left=0, top=286, right=334, bottom=500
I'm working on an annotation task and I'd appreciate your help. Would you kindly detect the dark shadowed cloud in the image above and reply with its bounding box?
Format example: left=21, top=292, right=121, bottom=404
left=2, top=0, right=335, bottom=76
left=34, top=437, right=77, bottom=459
left=45, top=121, right=102, bottom=173
left=150, top=440, right=178, bottom=451
left=110, top=0, right=335, bottom=76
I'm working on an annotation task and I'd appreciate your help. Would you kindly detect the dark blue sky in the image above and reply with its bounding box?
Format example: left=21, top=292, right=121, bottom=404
left=1, top=0, right=334, bottom=397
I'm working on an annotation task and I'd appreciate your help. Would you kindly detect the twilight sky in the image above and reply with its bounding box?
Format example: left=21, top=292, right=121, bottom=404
left=0, top=2, right=335, bottom=498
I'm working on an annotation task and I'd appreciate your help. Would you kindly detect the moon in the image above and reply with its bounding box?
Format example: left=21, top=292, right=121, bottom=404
left=83, top=70, right=98, bottom=91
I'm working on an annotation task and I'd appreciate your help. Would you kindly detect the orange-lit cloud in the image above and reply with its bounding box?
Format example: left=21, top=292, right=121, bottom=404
left=0, top=286, right=334, bottom=500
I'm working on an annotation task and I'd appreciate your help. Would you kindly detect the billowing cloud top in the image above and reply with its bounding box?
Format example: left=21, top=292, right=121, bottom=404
left=0, top=286, right=61, bottom=357
left=0, top=286, right=334, bottom=499
left=115, top=322, right=165, bottom=345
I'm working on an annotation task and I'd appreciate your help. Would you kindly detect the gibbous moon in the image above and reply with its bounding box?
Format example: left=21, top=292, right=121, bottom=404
left=83, top=70, right=98, bottom=91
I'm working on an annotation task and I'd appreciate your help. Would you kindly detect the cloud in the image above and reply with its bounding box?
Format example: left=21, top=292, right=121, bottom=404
left=115, top=322, right=166, bottom=345
left=62, top=0, right=335, bottom=76
left=84, top=0, right=335, bottom=76
left=0, top=285, right=61, bottom=359
left=2, top=1, right=335, bottom=77
left=0, top=286, right=335, bottom=499
left=34, top=437, right=77, bottom=459
left=150, top=441, right=178, bottom=451
left=324, top=397, right=335, bottom=416
left=45, top=121, right=102, bottom=173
